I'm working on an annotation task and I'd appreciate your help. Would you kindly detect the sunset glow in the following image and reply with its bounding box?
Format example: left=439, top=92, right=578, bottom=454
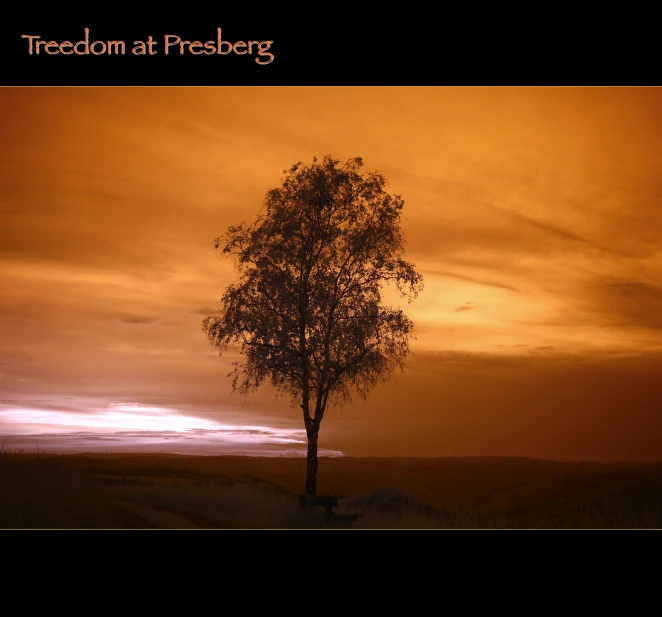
left=1, top=87, right=661, bottom=460
left=0, top=401, right=343, bottom=456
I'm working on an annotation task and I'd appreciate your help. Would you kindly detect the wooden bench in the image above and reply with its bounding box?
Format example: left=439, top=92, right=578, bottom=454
left=298, top=494, right=363, bottom=525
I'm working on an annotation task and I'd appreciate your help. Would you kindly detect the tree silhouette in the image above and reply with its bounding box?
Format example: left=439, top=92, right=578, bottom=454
left=203, top=156, right=423, bottom=496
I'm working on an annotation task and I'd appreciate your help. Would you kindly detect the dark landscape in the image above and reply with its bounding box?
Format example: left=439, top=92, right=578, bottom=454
left=3, top=451, right=661, bottom=529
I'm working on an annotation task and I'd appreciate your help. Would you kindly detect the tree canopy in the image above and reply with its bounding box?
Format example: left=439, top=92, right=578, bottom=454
left=203, top=155, right=423, bottom=495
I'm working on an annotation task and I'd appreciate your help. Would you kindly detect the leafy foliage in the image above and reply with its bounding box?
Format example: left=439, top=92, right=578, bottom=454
left=203, top=155, right=423, bottom=438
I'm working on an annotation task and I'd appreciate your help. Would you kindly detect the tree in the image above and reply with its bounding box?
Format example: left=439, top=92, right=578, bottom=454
left=202, top=155, right=423, bottom=496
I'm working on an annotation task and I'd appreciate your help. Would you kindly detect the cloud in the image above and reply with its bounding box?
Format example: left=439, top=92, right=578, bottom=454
left=336, top=349, right=662, bottom=460
left=490, top=205, right=634, bottom=259
left=187, top=307, right=219, bottom=316
left=118, top=314, right=157, bottom=325
left=0, top=429, right=346, bottom=457
left=562, top=281, right=662, bottom=331
left=0, top=399, right=346, bottom=456
left=432, top=270, right=517, bottom=292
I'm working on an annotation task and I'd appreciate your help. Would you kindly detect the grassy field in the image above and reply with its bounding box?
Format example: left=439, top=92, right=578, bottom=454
left=2, top=451, right=662, bottom=529
left=0, top=450, right=119, bottom=528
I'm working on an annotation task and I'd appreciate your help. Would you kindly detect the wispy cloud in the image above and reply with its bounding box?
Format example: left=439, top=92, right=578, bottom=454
left=118, top=314, right=157, bottom=325
left=0, top=402, right=344, bottom=457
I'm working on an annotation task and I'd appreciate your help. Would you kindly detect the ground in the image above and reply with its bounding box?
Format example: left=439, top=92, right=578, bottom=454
left=2, top=453, right=662, bottom=529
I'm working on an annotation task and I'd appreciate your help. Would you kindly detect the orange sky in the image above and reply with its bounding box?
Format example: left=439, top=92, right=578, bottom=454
left=1, top=87, right=661, bottom=459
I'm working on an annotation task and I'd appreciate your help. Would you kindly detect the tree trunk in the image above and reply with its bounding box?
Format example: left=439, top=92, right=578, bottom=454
left=304, top=431, right=319, bottom=496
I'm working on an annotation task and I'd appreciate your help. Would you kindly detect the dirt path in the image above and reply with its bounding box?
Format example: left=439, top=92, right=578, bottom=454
left=109, top=499, right=206, bottom=529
